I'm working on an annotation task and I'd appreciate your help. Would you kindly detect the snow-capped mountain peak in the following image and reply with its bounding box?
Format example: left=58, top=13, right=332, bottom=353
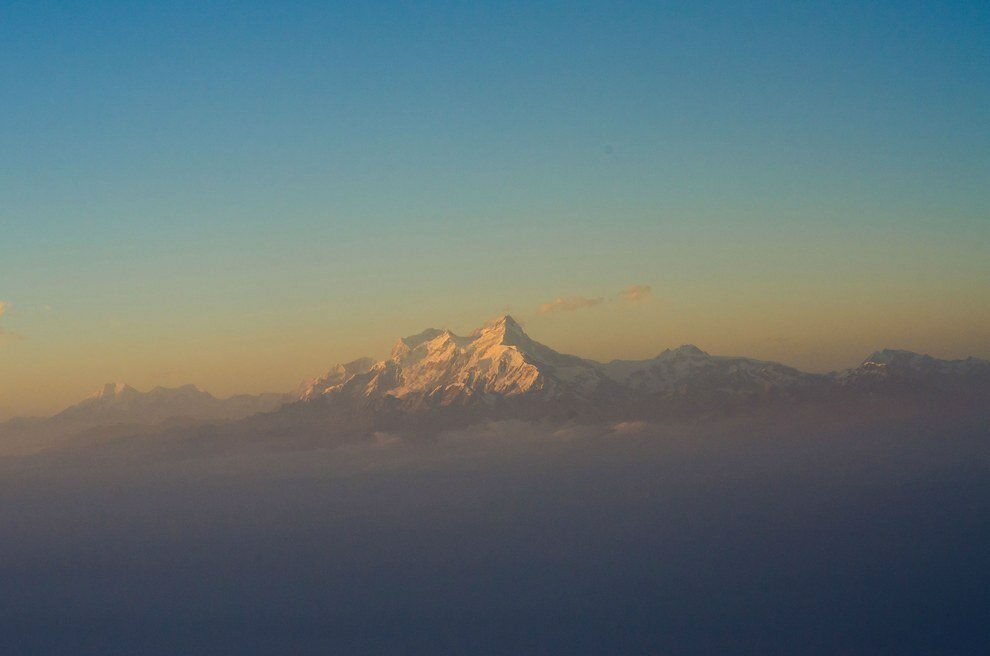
left=472, top=314, right=526, bottom=342
left=387, top=317, right=547, bottom=400
left=89, top=382, right=141, bottom=403
left=663, top=344, right=708, bottom=358
left=838, top=348, right=990, bottom=384
left=300, top=357, right=377, bottom=400
left=864, top=349, right=936, bottom=368
left=303, top=315, right=602, bottom=406
left=390, top=328, right=447, bottom=360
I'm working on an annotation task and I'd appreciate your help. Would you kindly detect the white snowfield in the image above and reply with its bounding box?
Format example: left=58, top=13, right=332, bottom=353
left=297, top=315, right=990, bottom=408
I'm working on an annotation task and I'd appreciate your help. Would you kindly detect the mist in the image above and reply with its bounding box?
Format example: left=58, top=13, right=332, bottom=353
left=2, top=411, right=988, bottom=654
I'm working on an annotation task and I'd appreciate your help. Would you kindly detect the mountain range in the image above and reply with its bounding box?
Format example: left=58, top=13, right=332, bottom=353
left=3, top=315, right=988, bottom=456
left=0, top=383, right=291, bottom=456
left=270, top=316, right=988, bottom=440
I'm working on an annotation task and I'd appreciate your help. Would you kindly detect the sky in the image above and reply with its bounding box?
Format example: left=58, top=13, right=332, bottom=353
left=1, top=0, right=989, bottom=419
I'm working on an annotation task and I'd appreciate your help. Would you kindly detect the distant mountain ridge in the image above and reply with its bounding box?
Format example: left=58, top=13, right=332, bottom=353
left=835, top=348, right=990, bottom=389
left=285, top=315, right=989, bottom=431
left=56, top=382, right=290, bottom=423
left=0, top=384, right=292, bottom=456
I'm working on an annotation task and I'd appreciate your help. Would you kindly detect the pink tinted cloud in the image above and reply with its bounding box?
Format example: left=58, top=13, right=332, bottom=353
left=618, top=284, right=652, bottom=303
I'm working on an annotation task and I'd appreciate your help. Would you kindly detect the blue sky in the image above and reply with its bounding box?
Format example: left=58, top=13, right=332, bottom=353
left=2, top=1, right=989, bottom=417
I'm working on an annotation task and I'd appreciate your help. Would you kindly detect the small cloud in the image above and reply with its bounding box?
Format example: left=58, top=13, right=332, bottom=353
left=0, top=301, right=7, bottom=317
left=537, top=296, right=605, bottom=315
left=618, top=284, right=652, bottom=303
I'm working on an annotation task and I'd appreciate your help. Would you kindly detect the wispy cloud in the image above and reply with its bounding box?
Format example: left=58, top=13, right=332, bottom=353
left=535, top=284, right=653, bottom=316
left=537, top=296, right=605, bottom=315
left=618, top=284, right=652, bottom=303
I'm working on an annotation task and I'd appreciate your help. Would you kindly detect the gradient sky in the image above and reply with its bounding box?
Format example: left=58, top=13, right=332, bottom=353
left=2, top=1, right=989, bottom=419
